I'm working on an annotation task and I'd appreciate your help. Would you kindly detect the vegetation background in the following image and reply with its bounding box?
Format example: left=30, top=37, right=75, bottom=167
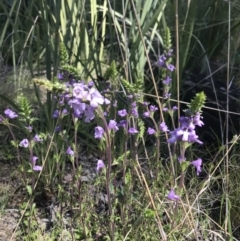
left=1, top=0, right=240, bottom=240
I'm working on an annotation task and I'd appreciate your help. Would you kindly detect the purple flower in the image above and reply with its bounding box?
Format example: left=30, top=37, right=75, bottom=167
left=167, top=49, right=173, bottom=57
left=163, top=107, right=168, bottom=112
left=19, top=139, right=29, bottom=148
left=66, top=146, right=74, bottom=156
left=73, top=83, right=89, bottom=100
left=168, top=130, right=178, bottom=143
left=131, top=107, right=139, bottom=117
left=33, top=135, right=43, bottom=142
left=167, top=189, right=180, bottom=201
left=4, top=109, right=18, bottom=119
left=149, top=105, right=158, bottom=112
left=157, top=55, right=167, bottom=67
left=108, top=120, right=119, bottom=132
left=55, top=126, right=61, bottom=132
left=84, top=105, right=95, bottom=122
left=143, top=102, right=149, bottom=106
left=57, top=73, right=64, bottom=80
left=96, top=159, right=105, bottom=172
left=62, top=108, right=68, bottom=115
left=32, top=156, right=38, bottom=164
left=118, top=120, right=127, bottom=128
left=31, top=156, right=42, bottom=172
left=143, top=111, right=150, bottom=118
left=131, top=101, right=137, bottom=107
left=172, top=106, right=178, bottom=110
left=69, top=99, right=86, bottom=118
left=113, top=100, right=117, bottom=107
left=88, top=80, right=94, bottom=88
left=52, top=110, right=59, bottom=118
left=26, top=126, right=33, bottom=132
left=166, top=64, right=175, bottom=72
left=89, top=88, right=105, bottom=107
left=160, top=122, right=169, bottom=132
left=118, top=109, right=128, bottom=117
left=178, top=156, right=186, bottom=162
left=128, top=127, right=138, bottom=134
left=104, top=98, right=110, bottom=105
left=33, top=165, right=42, bottom=171
left=193, top=112, right=204, bottom=127
left=147, top=127, right=156, bottom=135
left=191, top=158, right=202, bottom=175
left=187, top=129, right=203, bottom=144
left=164, top=93, right=171, bottom=99
left=162, top=76, right=172, bottom=85
left=94, top=126, right=105, bottom=139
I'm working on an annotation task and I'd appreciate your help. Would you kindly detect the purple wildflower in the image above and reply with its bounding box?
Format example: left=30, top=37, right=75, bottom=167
left=172, top=106, right=178, bottom=110
left=26, top=126, right=33, bottom=132
left=131, top=101, right=137, bottom=107
left=162, top=76, right=172, bottom=85
left=33, top=166, right=42, bottom=171
left=62, top=108, right=68, bottom=115
left=55, top=126, right=61, bottom=132
left=193, top=112, right=204, bottom=127
left=69, top=99, right=86, bottom=118
left=87, top=80, right=94, bottom=88
left=118, top=109, right=128, bottom=117
left=113, top=100, right=117, bottom=107
left=143, top=102, right=149, bottom=106
left=163, top=107, right=168, bottom=112
left=4, top=109, right=18, bottom=119
left=96, top=159, right=105, bottom=172
left=89, top=88, right=105, bottom=107
left=52, top=110, right=59, bottom=118
left=66, top=146, right=74, bottom=156
left=104, top=98, right=110, bottom=105
left=33, top=135, right=42, bottom=142
left=167, top=49, right=173, bottom=57
left=160, top=122, right=169, bottom=132
left=128, top=127, right=138, bottom=135
left=72, top=83, right=89, bottom=100
left=108, top=120, right=119, bottom=132
left=191, top=158, right=202, bottom=175
left=149, top=105, right=158, bottom=112
left=84, top=105, right=95, bottom=123
left=118, top=120, right=127, bottom=128
left=19, top=139, right=29, bottom=148
left=57, top=73, right=64, bottom=80
left=31, top=156, right=42, bottom=172
left=143, top=111, right=150, bottom=118
left=167, top=189, right=180, bottom=201
left=178, top=156, right=186, bottom=162
left=147, top=127, right=156, bottom=135
left=131, top=107, right=139, bottom=117
left=157, top=55, right=167, bottom=68
left=167, top=64, right=175, bottom=72
left=94, top=126, right=105, bottom=139
left=164, top=93, right=171, bottom=99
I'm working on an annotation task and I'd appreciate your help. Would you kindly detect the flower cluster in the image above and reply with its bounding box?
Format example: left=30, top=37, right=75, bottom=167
left=167, top=110, right=205, bottom=201
left=157, top=49, right=175, bottom=73
left=157, top=49, right=175, bottom=98
left=65, top=82, right=110, bottom=122
left=168, top=112, right=204, bottom=145
left=18, top=135, right=43, bottom=172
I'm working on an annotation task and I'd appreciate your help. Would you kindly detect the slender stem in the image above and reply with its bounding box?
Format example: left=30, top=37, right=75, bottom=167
left=97, top=107, right=114, bottom=240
